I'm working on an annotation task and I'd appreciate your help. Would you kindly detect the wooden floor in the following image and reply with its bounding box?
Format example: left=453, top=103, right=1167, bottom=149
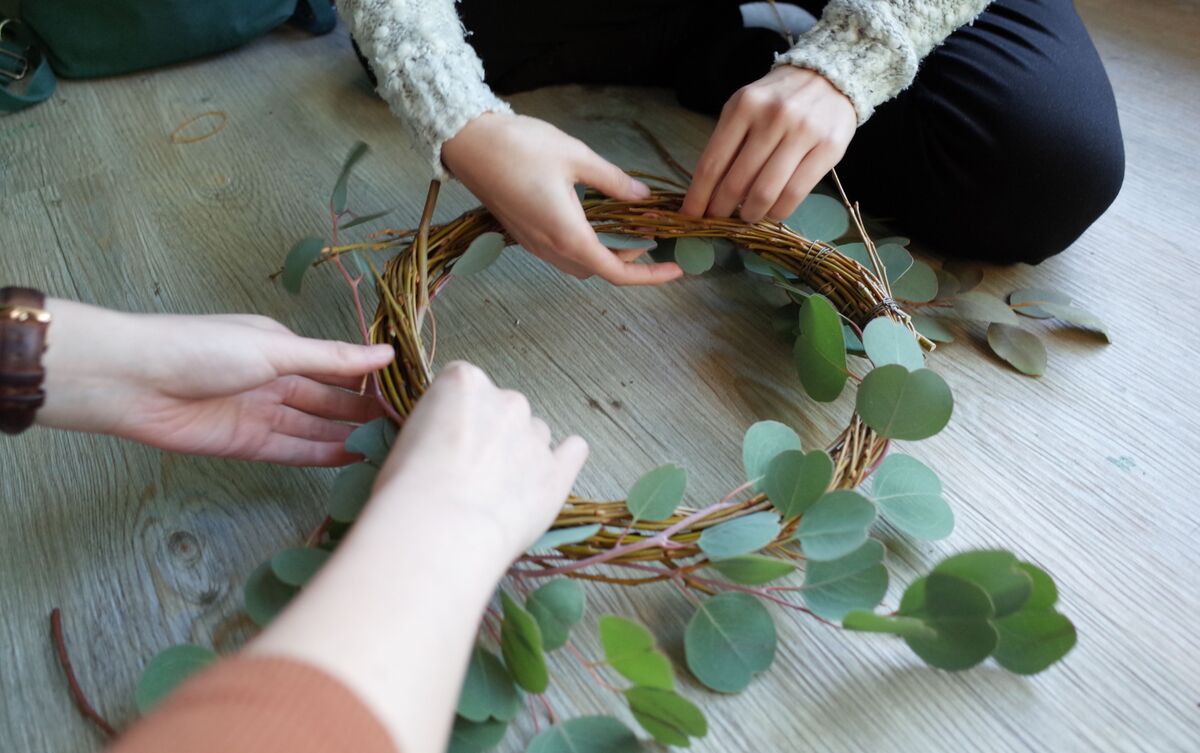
left=1, top=1, right=1197, bottom=751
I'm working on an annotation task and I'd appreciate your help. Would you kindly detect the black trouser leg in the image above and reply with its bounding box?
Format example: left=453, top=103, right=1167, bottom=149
left=454, top=0, right=1124, bottom=264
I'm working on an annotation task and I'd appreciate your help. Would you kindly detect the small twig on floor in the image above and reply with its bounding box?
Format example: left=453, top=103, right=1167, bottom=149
left=49, top=608, right=117, bottom=740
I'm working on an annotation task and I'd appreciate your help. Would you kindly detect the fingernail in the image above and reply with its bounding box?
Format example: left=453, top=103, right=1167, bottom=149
left=631, top=180, right=651, bottom=199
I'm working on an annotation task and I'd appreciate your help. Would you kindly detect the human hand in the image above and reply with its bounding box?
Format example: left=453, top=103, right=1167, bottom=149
left=37, top=300, right=395, bottom=466
left=682, top=66, right=856, bottom=223
left=441, top=112, right=683, bottom=285
left=369, top=361, right=589, bottom=567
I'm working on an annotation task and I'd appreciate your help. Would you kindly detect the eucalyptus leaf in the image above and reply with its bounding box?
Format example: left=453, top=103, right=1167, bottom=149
left=344, top=417, right=397, bottom=465
left=331, top=141, right=369, bottom=213
left=526, top=579, right=586, bottom=651
left=891, top=260, right=938, bottom=303
left=900, top=572, right=998, bottom=670
left=270, top=547, right=330, bottom=588
left=1038, top=302, right=1111, bottom=342
left=785, top=193, right=849, bottom=241
left=953, top=292, right=1020, bottom=326
left=134, top=644, right=217, bottom=714
left=1008, top=288, right=1071, bottom=319
left=499, top=591, right=548, bottom=693
left=934, top=269, right=961, bottom=300
left=842, top=611, right=937, bottom=640
left=801, top=539, right=888, bottom=621
left=794, top=294, right=848, bottom=402
left=709, top=555, right=797, bottom=585
left=526, top=716, right=641, bottom=753
left=942, top=260, right=983, bottom=292
left=870, top=454, right=954, bottom=540
left=624, top=686, right=708, bottom=746
left=764, top=449, right=834, bottom=518
left=448, top=716, right=509, bottom=753
left=862, top=318, right=925, bottom=370
left=282, top=237, right=325, bottom=294
left=933, top=550, right=1032, bottom=618
left=856, top=365, right=954, bottom=441
left=742, top=420, right=802, bottom=491
left=987, top=323, right=1047, bottom=376
left=595, top=233, right=656, bottom=250
left=698, top=511, right=782, bottom=559
left=877, top=236, right=911, bottom=247
left=837, top=243, right=913, bottom=284
left=340, top=208, right=394, bottom=230
left=794, top=491, right=877, bottom=561
left=453, top=232, right=506, bottom=277
left=684, top=593, right=776, bottom=693
left=244, top=560, right=298, bottom=627
left=329, top=462, right=378, bottom=523
left=993, top=609, right=1077, bottom=675
left=599, top=615, right=674, bottom=690
left=458, top=647, right=521, bottom=723
left=911, top=315, right=955, bottom=343
left=626, top=464, right=687, bottom=522
left=1017, top=562, right=1059, bottom=611
left=843, top=324, right=867, bottom=356
left=348, top=250, right=372, bottom=277
left=530, top=524, right=602, bottom=553
left=675, top=237, right=715, bottom=275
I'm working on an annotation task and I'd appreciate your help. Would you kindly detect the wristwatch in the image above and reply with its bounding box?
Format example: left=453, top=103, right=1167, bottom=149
left=0, top=286, right=51, bottom=435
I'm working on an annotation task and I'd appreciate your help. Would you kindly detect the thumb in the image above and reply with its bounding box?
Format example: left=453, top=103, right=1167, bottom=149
left=575, top=149, right=651, bottom=201
left=550, top=435, right=589, bottom=495
left=267, top=335, right=395, bottom=378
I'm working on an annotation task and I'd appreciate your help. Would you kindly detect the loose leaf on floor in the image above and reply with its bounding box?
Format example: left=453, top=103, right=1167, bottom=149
left=785, top=193, right=849, bottom=241
left=525, top=716, right=641, bottom=753
left=329, top=462, right=379, bottom=523
left=526, top=579, right=586, bottom=651
left=764, top=449, right=834, bottom=518
left=794, top=294, right=848, bottom=402
left=1008, top=288, right=1071, bottom=319
left=892, top=260, right=939, bottom=303
left=282, top=237, right=325, bottom=294
left=624, top=686, right=708, bottom=746
left=870, top=454, right=954, bottom=540
left=599, top=615, right=674, bottom=690
left=530, top=524, right=602, bottom=553
left=344, top=417, right=397, bottom=465
left=801, top=539, right=889, bottom=621
left=453, top=232, right=506, bottom=277
left=596, top=233, right=656, bottom=251
left=935, top=268, right=961, bottom=299
left=1038, top=302, right=1111, bottom=342
left=987, top=323, right=1048, bottom=376
left=244, top=560, right=298, bottom=627
left=675, top=236, right=716, bottom=274
left=457, top=646, right=521, bottom=723
left=709, top=555, right=797, bottom=585
left=626, top=464, right=687, bottom=522
left=942, top=260, right=983, bottom=292
left=794, top=490, right=877, bottom=561
left=952, top=291, right=1020, bottom=326
left=270, top=547, right=330, bottom=587
left=499, top=591, right=548, bottom=693
left=134, top=644, right=218, bottom=714
left=698, top=511, right=781, bottom=559
left=862, top=318, right=925, bottom=370
left=448, top=716, right=509, bottom=753
left=331, top=141, right=369, bottom=213
left=741, top=420, right=802, bottom=490
left=685, top=592, right=776, bottom=693
left=911, top=314, right=955, bottom=343
left=856, top=365, right=954, bottom=441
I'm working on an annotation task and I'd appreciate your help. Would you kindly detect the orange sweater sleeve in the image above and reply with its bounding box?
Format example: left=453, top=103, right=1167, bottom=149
left=109, top=656, right=397, bottom=753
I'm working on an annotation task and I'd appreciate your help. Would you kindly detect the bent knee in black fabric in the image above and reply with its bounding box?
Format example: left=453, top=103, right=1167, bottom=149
left=836, top=0, right=1124, bottom=264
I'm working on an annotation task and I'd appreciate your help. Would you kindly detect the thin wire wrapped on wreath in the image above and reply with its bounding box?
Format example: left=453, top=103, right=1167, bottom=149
left=362, top=173, right=930, bottom=579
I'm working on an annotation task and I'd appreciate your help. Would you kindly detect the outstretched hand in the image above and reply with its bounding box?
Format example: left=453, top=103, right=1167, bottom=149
left=442, top=112, right=683, bottom=286
left=38, top=300, right=395, bottom=466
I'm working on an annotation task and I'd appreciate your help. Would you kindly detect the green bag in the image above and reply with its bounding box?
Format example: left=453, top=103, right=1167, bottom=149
left=1, top=0, right=336, bottom=114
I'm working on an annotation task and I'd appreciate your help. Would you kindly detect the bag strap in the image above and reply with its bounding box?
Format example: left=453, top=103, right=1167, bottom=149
left=290, top=0, right=338, bottom=36
left=0, top=18, right=54, bottom=115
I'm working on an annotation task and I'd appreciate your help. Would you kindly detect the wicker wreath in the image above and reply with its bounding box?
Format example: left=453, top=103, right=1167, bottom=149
left=366, top=175, right=927, bottom=579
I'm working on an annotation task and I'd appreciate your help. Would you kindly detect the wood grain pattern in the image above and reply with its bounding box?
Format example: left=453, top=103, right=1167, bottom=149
left=1, top=2, right=1198, bottom=751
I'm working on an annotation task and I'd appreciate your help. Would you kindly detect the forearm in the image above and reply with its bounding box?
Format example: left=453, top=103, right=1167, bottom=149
left=336, top=0, right=512, bottom=179
left=775, top=0, right=993, bottom=123
left=248, top=471, right=508, bottom=753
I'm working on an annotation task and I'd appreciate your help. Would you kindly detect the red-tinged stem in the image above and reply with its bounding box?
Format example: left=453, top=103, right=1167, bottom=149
left=49, top=609, right=117, bottom=739
left=304, top=516, right=333, bottom=547
left=539, top=695, right=558, bottom=726
left=331, top=253, right=405, bottom=426
left=564, top=641, right=622, bottom=693
left=528, top=695, right=540, bottom=734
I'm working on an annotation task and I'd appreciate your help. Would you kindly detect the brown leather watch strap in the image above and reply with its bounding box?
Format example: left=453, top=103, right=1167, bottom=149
left=0, top=286, right=51, bottom=435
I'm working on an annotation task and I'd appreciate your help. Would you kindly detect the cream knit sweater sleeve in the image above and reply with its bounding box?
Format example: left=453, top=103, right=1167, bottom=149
left=337, top=0, right=992, bottom=176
